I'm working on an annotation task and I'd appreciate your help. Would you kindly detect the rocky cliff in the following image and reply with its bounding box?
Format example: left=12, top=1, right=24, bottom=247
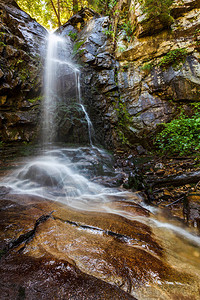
left=61, top=1, right=200, bottom=152
left=0, top=1, right=199, bottom=150
left=0, top=0, right=47, bottom=143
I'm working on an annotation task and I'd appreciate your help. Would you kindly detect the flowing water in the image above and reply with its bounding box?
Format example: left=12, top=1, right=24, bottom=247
left=43, top=33, right=93, bottom=146
left=75, top=71, right=94, bottom=146
left=0, top=32, right=200, bottom=299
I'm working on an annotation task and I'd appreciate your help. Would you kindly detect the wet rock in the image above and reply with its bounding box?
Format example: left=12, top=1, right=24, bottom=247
left=17, top=164, right=64, bottom=188
left=155, top=169, right=165, bottom=176
left=136, top=145, right=146, bottom=155
left=0, top=253, right=136, bottom=299
left=0, top=193, right=199, bottom=299
left=184, top=193, right=200, bottom=230
left=0, top=185, right=10, bottom=196
left=71, top=1, right=200, bottom=150
left=0, top=0, right=47, bottom=144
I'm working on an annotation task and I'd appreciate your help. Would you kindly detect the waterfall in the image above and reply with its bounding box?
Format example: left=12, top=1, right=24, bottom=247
left=42, top=33, right=93, bottom=146
left=75, top=71, right=93, bottom=146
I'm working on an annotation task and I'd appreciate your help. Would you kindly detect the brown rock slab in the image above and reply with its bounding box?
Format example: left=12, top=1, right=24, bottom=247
left=0, top=193, right=199, bottom=299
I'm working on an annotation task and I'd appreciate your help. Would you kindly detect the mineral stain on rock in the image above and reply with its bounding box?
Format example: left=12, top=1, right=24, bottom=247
left=0, top=191, right=199, bottom=299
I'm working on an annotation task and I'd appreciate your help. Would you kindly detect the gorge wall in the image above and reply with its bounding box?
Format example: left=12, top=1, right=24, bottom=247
left=0, top=0, right=47, bottom=143
left=60, top=0, right=200, bottom=152
left=0, top=0, right=200, bottom=151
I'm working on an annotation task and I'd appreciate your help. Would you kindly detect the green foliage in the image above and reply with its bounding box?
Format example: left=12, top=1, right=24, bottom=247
left=117, top=102, right=132, bottom=127
left=141, top=62, right=153, bottom=74
left=114, top=100, right=132, bottom=145
left=159, top=48, right=188, bottom=69
left=16, top=59, right=24, bottom=65
left=193, top=28, right=200, bottom=50
left=103, top=24, right=115, bottom=38
left=0, top=41, right=6, bottom=47
left=108, top=0, right=117, bottom=10
left=73, top=40, right=85, bottom=56
left=94, top=0, right=115, bottom=15
left=27, top=96, right=42, bottom=103
left=68, top=31, right=77, bottom=41
left=117, top=45, right=127, bottom=53
left=117, top=129, right=129, bottom=145
left=16, top=0, right=91, bottom=29
left=121, top=21, right=135, bottom=42
left=143, top=0, right=174, bottom=27
left=155, top=110, right=200, bottom=156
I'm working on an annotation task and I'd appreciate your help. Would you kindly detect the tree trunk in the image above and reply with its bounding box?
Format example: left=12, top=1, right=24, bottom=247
left=73, top=0, right=78, bottom=14
left=50, top=0, right=61, bottom=27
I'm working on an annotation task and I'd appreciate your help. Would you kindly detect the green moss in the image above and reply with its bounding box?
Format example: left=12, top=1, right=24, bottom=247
left=0, top=41, right=6, bottom=47
left=27, top=96, right=42, bottom=103
left=159, top=48, right=188, bottom=69
left=113, top=99, right=132, bottom=145
left=73, top=40, right=85, bottom=56
left=68, top=31, right=77, bottom=41
left=142, top=0, right=174, bottom=27
left=16, top=59, right=24, bottom=65
left=141, top=62, right=154, bottom=74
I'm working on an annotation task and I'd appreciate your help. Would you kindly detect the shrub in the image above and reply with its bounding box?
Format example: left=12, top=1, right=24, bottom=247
left=159, top=48, right=188, bottom=69
left=155, top=111, right=200, bottom=156
left=68, top=31, right=77, bottom=41
left=73, top=40, right=85, bottom=56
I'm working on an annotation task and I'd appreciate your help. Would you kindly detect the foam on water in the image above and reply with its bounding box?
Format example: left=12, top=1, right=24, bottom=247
left=151, top=219, right=200, bottom=247
left=1, top=148, right=131, bottom=211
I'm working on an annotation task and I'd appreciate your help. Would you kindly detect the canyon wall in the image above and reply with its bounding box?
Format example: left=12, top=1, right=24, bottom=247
left=0, top=0, right=47, bottom=143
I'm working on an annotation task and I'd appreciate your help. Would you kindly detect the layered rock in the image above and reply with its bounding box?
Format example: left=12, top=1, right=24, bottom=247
left=0, top=191, right=200, bottom=299
left=0, top=1, right=200, bottom=150
left=63, top=2, right=200, bottom=151
left=0, top=0, right=47, bottom=143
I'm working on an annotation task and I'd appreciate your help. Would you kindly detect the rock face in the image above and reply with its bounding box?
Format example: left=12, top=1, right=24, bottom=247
left=58, top=9, right=116, bottom=147
left=0, top=0, right=47, bottom=143
left=0, top=192, right=200, bottom=299
left=0, top=2, right=200, bottom=149
left=62, top=2, right=200, bottom=150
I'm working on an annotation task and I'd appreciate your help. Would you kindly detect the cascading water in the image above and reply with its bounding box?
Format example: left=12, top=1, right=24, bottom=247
left=43, top=33, right=93, bottom=146
left=0, top=32, right=200, bottom=300
left=75, top=71, right=93, bottom=146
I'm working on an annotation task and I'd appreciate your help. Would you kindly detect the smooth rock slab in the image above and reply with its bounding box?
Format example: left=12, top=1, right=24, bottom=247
left=0, top=193, right=199, bottom=299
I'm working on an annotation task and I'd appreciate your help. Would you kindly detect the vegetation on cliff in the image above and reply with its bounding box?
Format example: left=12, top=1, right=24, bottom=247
left=156, top=108, right=200, bottom=156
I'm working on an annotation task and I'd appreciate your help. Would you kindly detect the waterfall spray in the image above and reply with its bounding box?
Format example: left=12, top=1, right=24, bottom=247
left=43, top=33, right=93, bottom=146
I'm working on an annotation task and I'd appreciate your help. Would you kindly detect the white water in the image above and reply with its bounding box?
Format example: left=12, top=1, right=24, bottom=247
left=2, top=32, right=200, bottom=265
left=75, top=70, right=94, bottom=146
left=151, top=219, right=200, bottom=247
left=2, top=147, right=133, bottom=211
left=43, top=33, right=93, bottom=146
left=43, top=34, right=64, bottom=144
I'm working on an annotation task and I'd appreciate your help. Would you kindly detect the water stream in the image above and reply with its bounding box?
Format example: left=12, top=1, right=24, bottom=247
left=0, top=33, right=200, bottom=299
left=43, top=33, right=93, bottom=146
